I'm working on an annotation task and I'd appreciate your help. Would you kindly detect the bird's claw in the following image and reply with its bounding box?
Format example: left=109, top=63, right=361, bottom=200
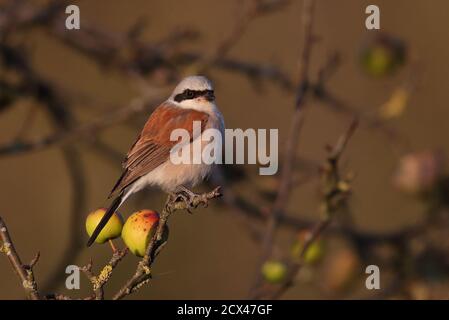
left=171, top=186, right=218, bottom=213
left=171, top=190, right=198, bottom=213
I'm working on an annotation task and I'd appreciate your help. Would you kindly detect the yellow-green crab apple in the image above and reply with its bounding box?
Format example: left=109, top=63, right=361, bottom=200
left=261, top=260, right=287, bottom=284
left=85, top=208, right=123, bottom=244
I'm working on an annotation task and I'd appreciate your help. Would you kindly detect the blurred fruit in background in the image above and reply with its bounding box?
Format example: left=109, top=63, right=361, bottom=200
left=322, top=247, right=361, bottom=292
left=262, top=260, right=287, bottom=284
left=379, top=87, right=411, bottom=119
left=360, top=33, right=406, bottom=77
left=393, top=150, right=444, bottom=195
left=291, top=230, right=325, bottom=265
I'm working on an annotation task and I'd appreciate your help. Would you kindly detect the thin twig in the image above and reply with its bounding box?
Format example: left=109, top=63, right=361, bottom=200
left=0, top=216, right=40, bottom=300
left=81, top=249, right=128, bottom=300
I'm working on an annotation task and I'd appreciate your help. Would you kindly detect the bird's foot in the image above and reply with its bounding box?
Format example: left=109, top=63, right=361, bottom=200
left=174, top=186, right=212, bottom=212
left=167, top=190, right=193, bottom=213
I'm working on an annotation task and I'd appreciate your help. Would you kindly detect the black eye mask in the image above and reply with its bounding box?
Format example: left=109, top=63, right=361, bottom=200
left=174, top=89, right=215, bottom=102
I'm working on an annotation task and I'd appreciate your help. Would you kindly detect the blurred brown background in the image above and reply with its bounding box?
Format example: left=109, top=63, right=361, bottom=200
left=1, top=0, right=449, bottom=299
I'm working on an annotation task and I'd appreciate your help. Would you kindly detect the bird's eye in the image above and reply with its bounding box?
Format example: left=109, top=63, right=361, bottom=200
left=185, top=90, right=194, bottom=98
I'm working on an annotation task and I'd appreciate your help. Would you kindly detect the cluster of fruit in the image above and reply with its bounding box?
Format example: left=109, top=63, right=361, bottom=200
left=85, top=208, right=168, bottom=257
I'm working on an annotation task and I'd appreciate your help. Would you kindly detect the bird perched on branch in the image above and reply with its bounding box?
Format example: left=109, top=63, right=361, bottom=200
left=87, top=75, right=224, bottom=246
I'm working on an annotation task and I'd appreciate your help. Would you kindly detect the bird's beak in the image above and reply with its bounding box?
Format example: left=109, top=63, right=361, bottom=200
left=204, top=91, right=215, bottom=101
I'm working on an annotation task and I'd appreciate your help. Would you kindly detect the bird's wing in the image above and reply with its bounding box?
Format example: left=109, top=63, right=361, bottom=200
left=108, top=102, right=209, bottom=197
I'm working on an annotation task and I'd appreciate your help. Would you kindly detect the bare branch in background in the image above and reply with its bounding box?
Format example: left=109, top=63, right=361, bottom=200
left=0, top=95, right=163, bottom=156
left=264, top=119, right=357, bottom=299
left=249, top=0, right=316, bottom=298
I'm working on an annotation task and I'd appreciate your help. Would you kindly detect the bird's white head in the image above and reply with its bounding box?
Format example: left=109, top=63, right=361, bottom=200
left=168, top=75, right=216, bottom=113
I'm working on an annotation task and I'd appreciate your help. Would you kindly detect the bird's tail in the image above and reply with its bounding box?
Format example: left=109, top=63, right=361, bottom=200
left=86, top=192, right=125, bottom=247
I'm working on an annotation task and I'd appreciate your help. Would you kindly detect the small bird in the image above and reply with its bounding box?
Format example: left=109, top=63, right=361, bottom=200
left=87, top=76, right=224, bottom=246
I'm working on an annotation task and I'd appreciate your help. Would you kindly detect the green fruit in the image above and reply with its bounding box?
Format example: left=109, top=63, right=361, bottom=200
left=360, top=34, right=405, bottom=77
left=261, top=260, right=287, bottom=284
left=121, top=210, right=162, bottom=257
left=291, top=232, right=325, bottom=265
left=85, top=208, right=123, bottom=244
